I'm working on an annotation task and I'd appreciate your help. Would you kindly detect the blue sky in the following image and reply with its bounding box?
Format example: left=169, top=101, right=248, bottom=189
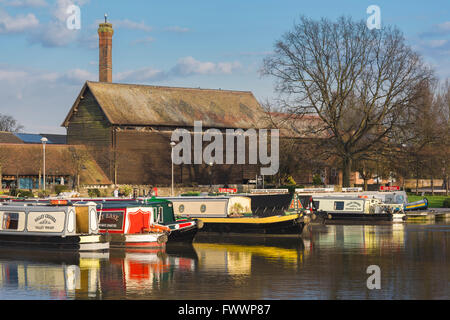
left=0, top=0, right=449, bottom=133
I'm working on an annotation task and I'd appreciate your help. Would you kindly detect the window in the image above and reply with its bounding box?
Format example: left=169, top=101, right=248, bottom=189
left=2, top=212, right=19, bottom=230
left=200, top=204, right=206, bottom=213
left=334, top=201, right=345, bottom=210
left=313, top=201, right=320, bottom=209
left=179, top=204, right=185, bottom=213
left=157, top=207, right=163, bottom=223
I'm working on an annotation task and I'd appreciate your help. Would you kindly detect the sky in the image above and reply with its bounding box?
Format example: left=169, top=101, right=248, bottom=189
left=0, top=0, right=449, bottom=134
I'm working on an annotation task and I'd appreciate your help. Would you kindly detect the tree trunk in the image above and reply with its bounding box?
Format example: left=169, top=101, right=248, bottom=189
left=446, top=174, right=449, bottom=196
left=431, top=174, right=434, bottom=196
left=342, top=157, right=352, bottom=187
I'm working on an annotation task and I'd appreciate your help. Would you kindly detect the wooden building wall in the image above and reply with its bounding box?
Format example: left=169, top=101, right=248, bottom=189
left=115, top=129, right=259, bottom=185
left=66, top=88, right=113, bottom=177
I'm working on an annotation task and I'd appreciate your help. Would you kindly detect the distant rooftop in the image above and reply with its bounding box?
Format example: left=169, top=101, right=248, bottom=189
left=0, top=132, right=66, bottom=144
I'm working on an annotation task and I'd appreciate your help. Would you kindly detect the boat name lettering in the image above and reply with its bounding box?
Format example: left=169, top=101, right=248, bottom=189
left=34, top=214, right=57, bottom=223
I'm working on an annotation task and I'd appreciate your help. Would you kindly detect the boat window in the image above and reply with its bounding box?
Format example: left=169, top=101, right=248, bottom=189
left=179, top=204, right=185, bottom=213
left=200, top=204, right=206, bottom=213
left=313, top=201, right=320, bottom=209
left=158, top=207, right=163, bottom=223
left=334, top=201, right=345, bottom=210
left=2, top=212, right=19, bottom=230
left=395, top=195, right=404, bottom=204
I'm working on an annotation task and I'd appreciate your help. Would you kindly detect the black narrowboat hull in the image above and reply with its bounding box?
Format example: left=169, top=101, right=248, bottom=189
left=168, top=225, right=199, bottom=243
left=197, top=214, right=305, bottom=236
left=0, top=234, right=110, bottom=251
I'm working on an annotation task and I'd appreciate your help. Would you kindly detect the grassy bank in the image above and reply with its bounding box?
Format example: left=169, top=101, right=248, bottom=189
left=407, top=194, right=450, bottom=208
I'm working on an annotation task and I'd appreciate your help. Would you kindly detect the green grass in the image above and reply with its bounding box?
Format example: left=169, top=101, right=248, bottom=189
left=407, top=194, right=449, bottom=208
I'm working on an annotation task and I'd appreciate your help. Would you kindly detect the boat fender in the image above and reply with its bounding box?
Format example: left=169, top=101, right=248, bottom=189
left=157, top=234, right=168, bottom=244
left=196, top=219, right=204, bottom=229
left=303, top=215, right=311, bottom=224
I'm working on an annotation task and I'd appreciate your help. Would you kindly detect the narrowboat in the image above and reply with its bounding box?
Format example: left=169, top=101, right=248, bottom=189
left=404, top=198, right=428, bottom=211
left=0, top=200, right=109, bottom=251
left=163, top=196, right=307, bottom=236
left=94, top=201, right=169, bottom=249
left=70, top=197, right=201, bottom=244
left=310, top=196, right=406, bottom=221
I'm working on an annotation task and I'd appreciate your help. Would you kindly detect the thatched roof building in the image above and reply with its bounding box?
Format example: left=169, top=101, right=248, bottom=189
left=0, top=143, right=111, bottom=189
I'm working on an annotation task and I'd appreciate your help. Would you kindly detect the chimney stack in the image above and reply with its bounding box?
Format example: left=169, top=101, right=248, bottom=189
left=98, top=14, right=113, bottom=83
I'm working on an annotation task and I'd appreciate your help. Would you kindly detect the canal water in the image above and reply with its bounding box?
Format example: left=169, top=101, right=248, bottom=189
left=0, top=220, right=448, bottom=300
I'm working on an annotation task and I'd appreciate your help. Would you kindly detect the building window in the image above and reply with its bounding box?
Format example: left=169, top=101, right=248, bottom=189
left=334, top=201, right=345, bottom=210
left=2, top=212, right=19, bottom=230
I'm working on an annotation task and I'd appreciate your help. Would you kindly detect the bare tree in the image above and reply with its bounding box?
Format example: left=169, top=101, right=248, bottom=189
left=67, top=146, right=91, bottom=191
left=0, top=114, right=24, bottom=132
left=262, top=16, right=434, bottom=186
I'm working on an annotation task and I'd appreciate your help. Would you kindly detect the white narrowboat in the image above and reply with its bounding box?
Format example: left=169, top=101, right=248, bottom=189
left=0, top=200, right=109, bottom=251
left=311, top=196, right=405, bottom=221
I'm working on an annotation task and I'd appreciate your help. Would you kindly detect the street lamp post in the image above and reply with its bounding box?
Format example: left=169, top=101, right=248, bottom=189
left=41, top=137, right=48, bottom=191
left=208, top=162, right=213, bottom=189
left=170, top=141, right=176, bottom=196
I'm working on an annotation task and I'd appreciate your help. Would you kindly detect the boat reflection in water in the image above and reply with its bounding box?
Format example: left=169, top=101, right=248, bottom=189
left=303, top=223, right=406, bottom=253
left=99, top=246, right=198, bottom=298
left=0, top=249, right=109, bottom=299
left=193, top=234, right=306, bottom=275
left=0, top=245, right=198, bottom=300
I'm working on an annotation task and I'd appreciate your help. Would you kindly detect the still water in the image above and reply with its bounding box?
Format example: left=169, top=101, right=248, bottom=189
left=0, top=221, right=449, bottom=300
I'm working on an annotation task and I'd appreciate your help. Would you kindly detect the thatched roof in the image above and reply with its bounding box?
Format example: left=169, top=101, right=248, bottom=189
left=0, top=144, right=111, bottom=185
left=62, top=81, right=267, bottom=129
left=0, top=132, right=24, bottom=144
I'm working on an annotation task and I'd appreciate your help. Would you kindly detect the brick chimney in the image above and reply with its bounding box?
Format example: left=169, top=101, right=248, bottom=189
left=98, top=14, right=113, bottom=82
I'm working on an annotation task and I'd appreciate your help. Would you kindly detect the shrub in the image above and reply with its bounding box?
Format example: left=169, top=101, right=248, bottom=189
left=54, top=185, right=69, bottom=195
left=286, top=176, right=296, bottom=185
left=37, top=190, right=50, bottom=198
left=119, top=185, right=133, bottom=197
left=16, top=189, right=34, bottom=198
left=88, top=188, right=101, bottom=198
left=443, top=198, right=450, bottom=208
left=312, top=174, right=323, bottom=186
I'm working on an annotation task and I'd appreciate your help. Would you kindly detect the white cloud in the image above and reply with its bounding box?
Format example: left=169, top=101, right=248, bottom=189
left=16, top=0, right=87, bottom=47
left=437, top=21, right=450, bottom=32
left=0, top=0, right=48, bottom=7
left=131, top=36, right=155, bottom=45
left=62, top=68, right=96, bottom=84
left=112, top=19, right=152, bottom=32
left=115, top=67, right=166, bottom=83
left=164, top=26, right=190, bottom=33
left=113, top=57, right=242, bottom=83
left=0, top=9, right=39, bottom=33
left=170, top=56, right=241, bottom=76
